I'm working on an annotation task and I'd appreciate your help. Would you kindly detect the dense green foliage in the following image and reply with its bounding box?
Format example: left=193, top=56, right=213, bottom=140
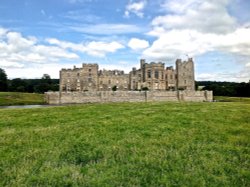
left=0, top=102, right=249, bottom=186
left=197, top=81, right=250, bottom=97
left=0, top=68, right=8, bottom=91
left=7, top=76, right=59, bottom=93
left=0, top=92, right=45, bottom=106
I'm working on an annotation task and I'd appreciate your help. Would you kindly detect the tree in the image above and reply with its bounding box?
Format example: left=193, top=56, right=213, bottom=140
left=9, top=78, right=27, bottom=92
left=0, top=68, right=8, bottom=91
left=112, top=85, right=117, bottom=91
left=41, top=74, right=52, bottom=84
left=34, top=74, right=57, bottom=93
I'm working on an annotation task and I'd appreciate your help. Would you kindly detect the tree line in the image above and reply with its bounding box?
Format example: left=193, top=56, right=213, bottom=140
left=0, top=68, right=59, bottom=93
left=0, top=68, right=249, bottom=96
left=196, top=81, right=250, bottom=97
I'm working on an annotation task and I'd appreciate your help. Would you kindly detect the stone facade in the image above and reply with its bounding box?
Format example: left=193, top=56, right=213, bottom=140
left=45, top=90, right=213, bottom=104
left=130, top=59, right=166, bottom=90
left=60, top=64, right=99, bottom=92
left=59, top=58, right=195, bottom=92
left=98, top=70, right=129, bottom=91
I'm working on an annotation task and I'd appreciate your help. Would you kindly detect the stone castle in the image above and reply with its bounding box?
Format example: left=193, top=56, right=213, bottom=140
left=45, top=58, right=213, bottom=104
left=60, top=58, right=195, bottom=92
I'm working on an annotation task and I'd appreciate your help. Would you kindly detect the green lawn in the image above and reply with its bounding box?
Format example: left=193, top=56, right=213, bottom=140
left=0, top=102, right=249, bottom=186
left=0, top=92, right=45, bottom=106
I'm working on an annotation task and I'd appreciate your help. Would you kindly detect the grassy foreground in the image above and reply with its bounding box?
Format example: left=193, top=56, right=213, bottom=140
left=0, top=92, right=45, bottom=106
left=0, top=102, right=249, bottom=186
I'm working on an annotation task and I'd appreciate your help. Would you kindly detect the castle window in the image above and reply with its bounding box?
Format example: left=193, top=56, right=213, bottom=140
left=147, top=70, right=151, bottom=78
left=77, top=73, right=80, bottom=77
left=88, top=77, right=92, bottom=82
left=155, top=70, right=159, bottom=79
left=89, top=73, right=92, bottom=77
left=170, top=75, right=173, bottom=79
left=108, top=80, right=111, bottom=84
left=184, top=80, right=187, bottom=84
left=89, top=69, right=92, bottom=72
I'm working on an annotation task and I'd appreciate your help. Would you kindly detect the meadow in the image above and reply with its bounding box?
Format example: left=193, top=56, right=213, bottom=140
left=0, top=92, right=45, bottom=106
left=0, top=101, right=249, bottom=186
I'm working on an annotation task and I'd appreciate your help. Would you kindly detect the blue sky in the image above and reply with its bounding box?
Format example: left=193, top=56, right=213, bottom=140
left=0, top=0, right=250, bottom=82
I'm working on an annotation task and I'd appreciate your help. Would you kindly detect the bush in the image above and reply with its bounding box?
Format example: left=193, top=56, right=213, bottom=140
left=112, top=85, right=117, bottom=91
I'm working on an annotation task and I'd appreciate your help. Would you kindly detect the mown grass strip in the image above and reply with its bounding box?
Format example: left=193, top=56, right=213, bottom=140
left=0, top=92, right=45, bottom=106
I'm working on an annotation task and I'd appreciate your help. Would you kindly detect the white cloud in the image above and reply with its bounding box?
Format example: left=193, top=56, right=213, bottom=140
left=85, top=41, right=124, bottom=57
left=0, top=28, right=8, bottom=37
left=157, top=0, right=236, bottom=34
left=5, top=63, right=79, bottom=79
left=124, top=1, right=147, bottom=18
left=128, top=38, right=149, bottom=50
left=0, top=60, right=24, bottom=68
left=144, top=28, right=250, bottom=61
left=144, top=0, right=250, bottom=68
left=69, top=23, right=143, bottom=35
left=0, top=27, right=126, bottom=79
left=47, top=38, right=125, bottom=57
left=63, top=11, right=101, bottom=22
left=196, top=68, right=250, bottom=82
left=0, top=30, right=79, bottom=69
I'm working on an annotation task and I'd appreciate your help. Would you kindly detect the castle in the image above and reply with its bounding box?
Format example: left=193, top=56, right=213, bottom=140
left=60, top=58, right=195, bottom=92
left=45, top=58, right=213, bottom=104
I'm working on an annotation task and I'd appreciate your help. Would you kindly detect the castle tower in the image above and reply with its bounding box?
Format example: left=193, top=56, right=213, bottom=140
left=81, top=63, right=99, bottom=91
left=176, top=58, right=195, bottom=90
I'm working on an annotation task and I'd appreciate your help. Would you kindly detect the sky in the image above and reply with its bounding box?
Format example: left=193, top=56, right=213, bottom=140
left=0, top=0, right=250, bottom=82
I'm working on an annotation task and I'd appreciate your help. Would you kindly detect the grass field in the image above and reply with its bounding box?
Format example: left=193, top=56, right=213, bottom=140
left=214, top=96, right=250, bottom=103
left=0, top=101, right=249, bottom=186
left=0, top=92, right=45, bottom=106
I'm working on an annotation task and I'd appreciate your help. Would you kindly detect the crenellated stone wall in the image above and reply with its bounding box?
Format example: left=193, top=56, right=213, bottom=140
left=45, top=90, right=213, bottom=104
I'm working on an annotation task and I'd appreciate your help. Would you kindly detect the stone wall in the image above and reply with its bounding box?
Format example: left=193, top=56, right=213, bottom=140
left=45, top=90, right=213, bottom=104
